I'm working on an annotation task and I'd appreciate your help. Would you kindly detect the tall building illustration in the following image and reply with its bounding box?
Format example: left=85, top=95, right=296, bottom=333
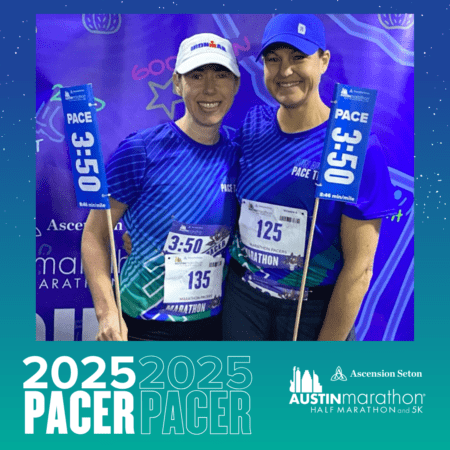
left=289, top=367, right=323, bottom=393
left=313, top=372, right=322, bottom=392
left=302, top=370, right=312, bottom=392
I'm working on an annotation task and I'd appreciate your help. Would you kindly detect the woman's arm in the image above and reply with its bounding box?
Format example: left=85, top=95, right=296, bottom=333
left=81, top=197, right=129, bottom=341
left=317, top=215, right=381, bottom=341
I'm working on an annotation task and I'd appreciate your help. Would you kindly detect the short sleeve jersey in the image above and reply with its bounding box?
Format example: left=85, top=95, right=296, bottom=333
left=106, top=122, right=239, bottom=321
left=229, top=105, right=396, bottom=299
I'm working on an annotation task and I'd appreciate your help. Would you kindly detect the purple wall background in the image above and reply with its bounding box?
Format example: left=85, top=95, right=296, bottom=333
left=36, top=14, right=414, bottom=341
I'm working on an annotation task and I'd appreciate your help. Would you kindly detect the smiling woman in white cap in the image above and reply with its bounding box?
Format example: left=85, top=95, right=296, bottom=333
left=81, top=33, right=240, bottom=341
left=173, top=33, right=241, bottom=144
left=222, top=14, right=396, bottom=341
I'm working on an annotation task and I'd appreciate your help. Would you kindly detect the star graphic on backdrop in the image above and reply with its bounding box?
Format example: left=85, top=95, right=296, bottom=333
left=146, top=77, right=183, bottom=120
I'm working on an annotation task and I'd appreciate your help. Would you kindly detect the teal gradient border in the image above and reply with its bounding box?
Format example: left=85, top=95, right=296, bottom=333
left=1, top=1, right=449, bottom=449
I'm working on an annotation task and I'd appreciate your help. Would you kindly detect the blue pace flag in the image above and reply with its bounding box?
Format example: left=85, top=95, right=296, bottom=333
left=60, top=84, right=110, bottom=209
left=316, top=84, right=377, bottom=204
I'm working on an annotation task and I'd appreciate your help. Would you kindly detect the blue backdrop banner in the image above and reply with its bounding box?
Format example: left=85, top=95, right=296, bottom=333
left=36, top=13, right=414, bottom=341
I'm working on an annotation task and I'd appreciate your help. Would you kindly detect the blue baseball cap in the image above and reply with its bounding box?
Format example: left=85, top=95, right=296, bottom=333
left=256, top=14, right=326, bottom=60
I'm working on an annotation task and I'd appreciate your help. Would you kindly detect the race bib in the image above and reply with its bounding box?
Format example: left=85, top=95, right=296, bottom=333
left=239, top=199, right=307, bottom=270
left=163, top=221, right=230, bottom=257
left=162, top=221, right=228, bottom=308
left=164, top=254, right=224, bottom=305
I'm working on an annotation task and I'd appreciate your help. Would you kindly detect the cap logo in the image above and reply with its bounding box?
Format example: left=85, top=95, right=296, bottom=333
left=298, top=23, right=306, bottom=35
left=190, top=40, right=227, bottom=52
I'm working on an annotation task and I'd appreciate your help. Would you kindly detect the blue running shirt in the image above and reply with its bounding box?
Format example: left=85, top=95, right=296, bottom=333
left=106, top=122, right=239, bottom=321
left=230, top=105, right=396, bottom=298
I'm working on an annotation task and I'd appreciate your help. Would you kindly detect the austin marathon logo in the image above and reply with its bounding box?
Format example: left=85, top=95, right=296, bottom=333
left=289, top=366, right=323, bottom=393
left=288, top=366, right=424, bottom=414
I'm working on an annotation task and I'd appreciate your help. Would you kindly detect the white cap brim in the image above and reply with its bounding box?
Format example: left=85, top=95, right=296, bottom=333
left=176, top=52, right=240, bottom=77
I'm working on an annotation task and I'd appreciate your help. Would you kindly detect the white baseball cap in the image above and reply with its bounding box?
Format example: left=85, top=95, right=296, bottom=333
left=175, top=33, right=240, bottom=77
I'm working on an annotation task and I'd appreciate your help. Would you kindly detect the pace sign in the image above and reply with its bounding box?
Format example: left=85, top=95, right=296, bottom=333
left=60, top=84, right=110, bottom=209
left=316, top=84, right=377, bottom=204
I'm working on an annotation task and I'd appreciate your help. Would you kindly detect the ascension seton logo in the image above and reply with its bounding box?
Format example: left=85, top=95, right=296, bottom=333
left=288, top=366, right=425, bottom=414
left=331, top=366, right=347, bottom=381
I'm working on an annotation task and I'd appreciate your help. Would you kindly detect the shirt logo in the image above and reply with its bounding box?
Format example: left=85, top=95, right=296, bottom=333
left=298, top=23, right=306, bottom=35
left=220, top=183, right=236, bottom=193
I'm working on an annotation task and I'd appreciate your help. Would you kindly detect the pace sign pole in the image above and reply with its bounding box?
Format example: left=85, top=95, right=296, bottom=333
left=292, top=84, right=378, bottom=341
left=60, top=84, right=123, bottom=337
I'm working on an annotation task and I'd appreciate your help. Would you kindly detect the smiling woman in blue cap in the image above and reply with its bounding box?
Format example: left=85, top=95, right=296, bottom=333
left=222, top=14, right=396, bottom=341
